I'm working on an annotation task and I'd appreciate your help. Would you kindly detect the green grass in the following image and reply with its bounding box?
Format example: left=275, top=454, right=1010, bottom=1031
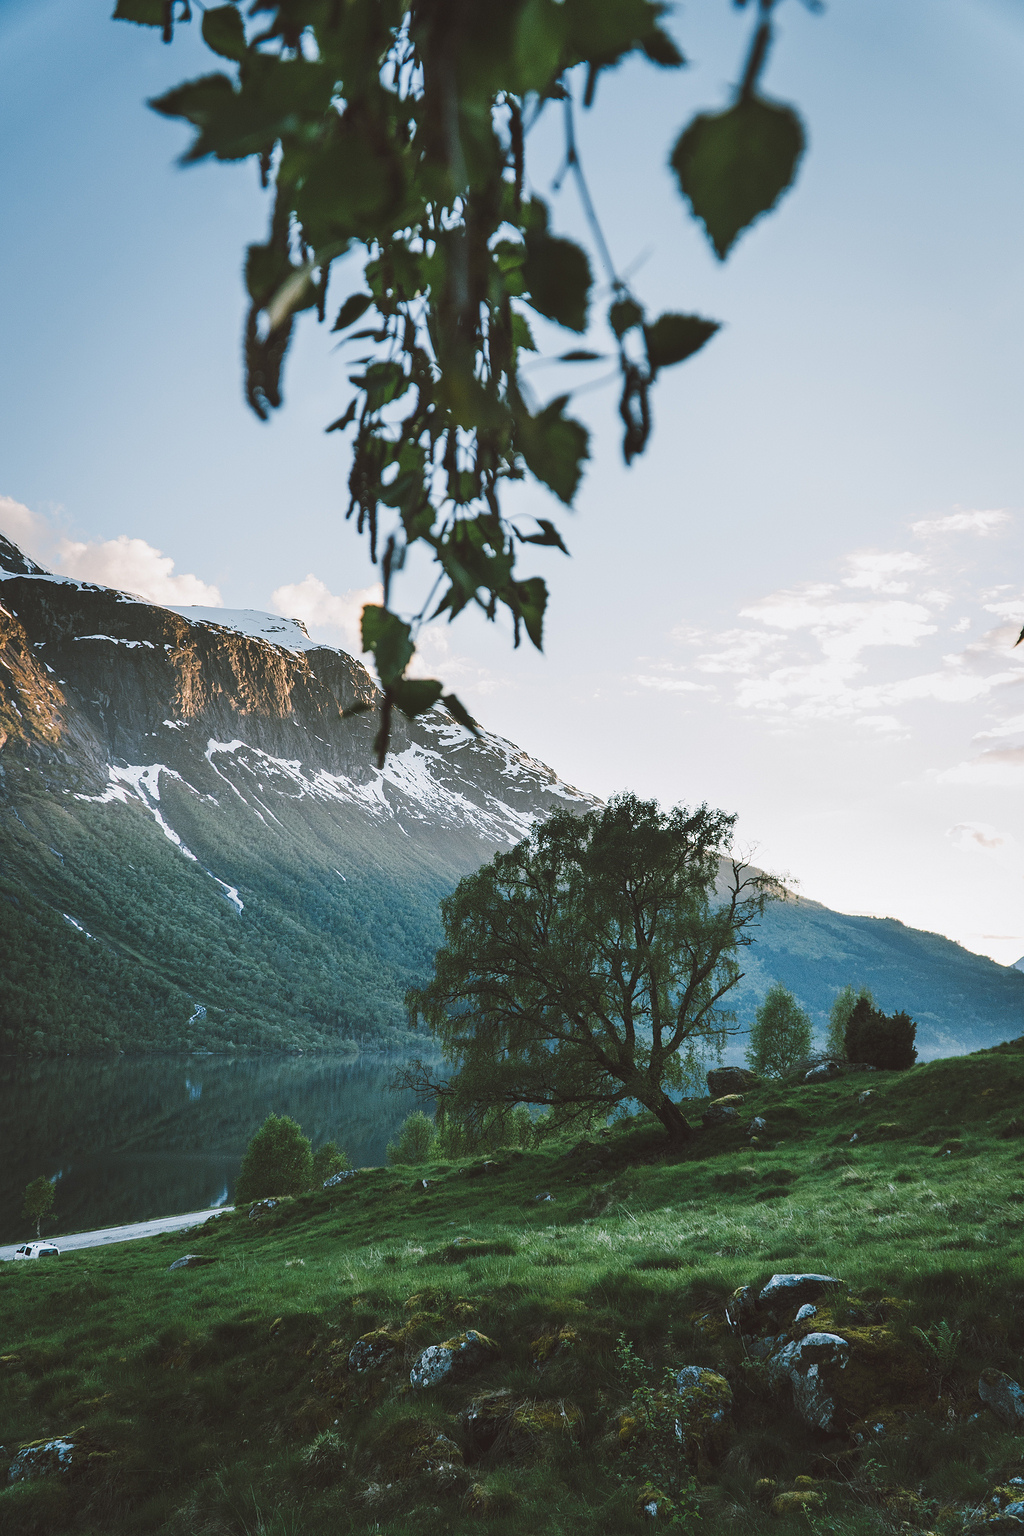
left=2, top=1042, right=1024, bottom=1534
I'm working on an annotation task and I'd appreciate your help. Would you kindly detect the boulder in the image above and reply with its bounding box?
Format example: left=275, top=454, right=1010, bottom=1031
left=709, top=1094, right=745, bottom=1107
left=349, top=1330, right=400, bottom=1374
left=759, top=1273, right=845, bottom=1312
left=168, top=1254, right=216, bottom=1271
left=748, top=1116, right=768, bottom=1135
left=702, top=1104, right=739, bottom=1128
left=674, top=1365, right=734, bottom=1466
left=795, top=1304, right=818, bottom=1323
left=804, top=1061, right=843, bottom=1083
left=461, top=1390, right=581, bottom=1461
left=409, top=1330, right=499, bottom=1389
left=707, top=1067, right=760, bottom=1097
left=323, top=1170, right=356, bottom=1188
left=772, top=1490, right=825, bottom=1515
left=979, top=1369, right=1024, bottom=1428
left=767, top=1332, right=851, bottom=1433
left=8, top=1438, right=75, bottom=1482
left=247, top=1199, right=279, bottom=1220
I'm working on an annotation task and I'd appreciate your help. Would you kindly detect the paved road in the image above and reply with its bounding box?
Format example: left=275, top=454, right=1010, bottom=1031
left=0, top=1206, right=234, bottom=1261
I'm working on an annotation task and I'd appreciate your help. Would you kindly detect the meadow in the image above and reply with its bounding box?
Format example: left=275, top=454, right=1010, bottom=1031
left=2, top=1040, right=1023, bottom=1535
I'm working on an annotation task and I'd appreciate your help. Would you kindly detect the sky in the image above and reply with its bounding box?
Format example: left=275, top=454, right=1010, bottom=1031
left=2, top=0, right=1024, bottom=965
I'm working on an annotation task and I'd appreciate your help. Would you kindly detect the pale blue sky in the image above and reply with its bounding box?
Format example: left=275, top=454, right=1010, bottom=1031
left=3, top=0, right=1024, bottom=963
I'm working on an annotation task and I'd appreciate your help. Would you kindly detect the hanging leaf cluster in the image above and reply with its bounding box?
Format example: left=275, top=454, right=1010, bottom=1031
left=114, top=0, right=809, bottom=761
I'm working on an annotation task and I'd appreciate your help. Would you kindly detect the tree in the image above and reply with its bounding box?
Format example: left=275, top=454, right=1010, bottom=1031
left=386, top=1109, right=437, bottom=1165
left=311, top=1139, right=349, bottom=1185
left=405, top=794, right=781, bottom=1143
left=113, top=0, right=812, bottom=759
left=746, top=981, right=811, bottom=1077
left=826, top=984, right=875, bottom=1059
left=235, top=1113, right=314, bottom=1201
left=22, top=1175, right=55, bottom=1239
left=845, top=1000, right=917, bottom=1071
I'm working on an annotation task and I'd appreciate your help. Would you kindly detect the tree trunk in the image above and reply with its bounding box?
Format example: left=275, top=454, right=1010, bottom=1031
left=652, top=1092, right=692, bottom=1144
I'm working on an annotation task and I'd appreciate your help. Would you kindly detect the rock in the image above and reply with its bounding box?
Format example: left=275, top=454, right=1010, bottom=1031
left=759, top=1273, right=845, bottom=1312
left=772, top=1490, right=824, bottom=1515
left=349, top=1331, right=400, bottom=1374
left=636, top=1483, right=677, bottom=1520
left=725, top=1285, right=759, bottom=1331
left=709, top=1094, right=745, bottom=1107
left=707, top=1067, right=760, bottom=1096
left=461, top=1391, right=581, bottom=1461
left=748, top=1116, right=768, bottom=1135
left=8, top=1438, right=75, bottom=1482
left=674, top=1366, right=733, bottom=1465
left=767, top=1332, right=851, bottom=1433
left=247, top=1199, right=279, bottom=1219
left=804, top=1061, right=844, bottom=1083
left=409, top=1330, right=499, bottom=1389
left=168, top=1254, right=217, bottom=1271
left=795, top=1304, right=818, bottom=1322
left=858, top=1090, right=873, bottom=1105
left=979, top=1369, right=1024, bottom=1428
left=323, top=1170, right=356, bottom=1187
left=702, top=1104, right=739, bottom=1127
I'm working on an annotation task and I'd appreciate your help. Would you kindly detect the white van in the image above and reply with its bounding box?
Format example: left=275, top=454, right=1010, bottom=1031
left=13, top=1242, right=60, bottom=1260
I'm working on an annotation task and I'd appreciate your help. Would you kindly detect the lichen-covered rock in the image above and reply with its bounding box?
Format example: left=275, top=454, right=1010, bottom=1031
left=709, top=1094, right=746, bottom=1108
left=462, top=1392, right=581, bottom=1461
left=636, top=1482, right=677, bottom=1520
left=349, top=1330, right=400, bottom=1374
left=8, top=1438, right=75, bottom=1482
left=772, top=1489, right=824, bottom=1515
left=674, top=1365, right=734, bottom=1465
left=530, top=1325, right=577, bottom=1367
left=409, top=1330, right=498, bottom=1389
left=707, top=1067, right=760, bottom=1096
left=748, top=1116, right=768, bottom=1135
left=767, top=1332, right=850, bottom=1433
left=979, top=1369, right=1024, bottom=1428
left=805, top=1061, right=843, bottom=1083
left=759, top=1273, right=845, bottom=1312
left=795, top=1304, right=817, bottom=1322
left=725, top=1285, right=759, bottom=1331
left=323, top=1169, right=356, bottom=1187
left=168, top=1253, right=216, bottom=1271
left=247, top=1199, right=279, bottom=1220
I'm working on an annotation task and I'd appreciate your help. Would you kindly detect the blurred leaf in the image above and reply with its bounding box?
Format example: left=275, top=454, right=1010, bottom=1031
left=516, top=395, right=589, bottom=505
left=331, top=294, right=373, bottom=332
left=392, top=678, right=444, bottom=718
left=201, top=5, right=246, bottom=61
left=671, top=94, right=805, bottom=260
left=642, top=26, right=685, bottom=67
left=516, top=519, right=570, bottom=554
left=609, top=297, right=644, bottom=339
left=643, top=312, right=720, bottom=373
left=112, top=0, right=164, bottom=23
left=522, top=201, right=592, bottom=333
left=513, top=576, right=548, bottom=650
left=325, top=401, right=357, bottom=433
left=342, top=701, right=372, bottom=716
left=361, top=605, right=414, bottom=688
left=441, top=694, right=481, bottom=735
left=558, top=349, right=604, bottom=361
left=511, top=311, right=537, bottom=353
left=513, top=0, right=567, bottom=91
left=265, top=262, right=317, bottom=333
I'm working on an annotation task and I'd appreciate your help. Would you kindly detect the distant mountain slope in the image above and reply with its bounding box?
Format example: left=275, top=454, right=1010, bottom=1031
left=0, top=536, right=595, bottom=1054
left=1, top=533, right=1021, bottom=1059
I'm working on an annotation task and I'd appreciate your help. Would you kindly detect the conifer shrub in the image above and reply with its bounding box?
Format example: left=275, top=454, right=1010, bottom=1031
left=235, top=1113, right=314, bottom=1201
left=845, top=999, right=918, bottom=1070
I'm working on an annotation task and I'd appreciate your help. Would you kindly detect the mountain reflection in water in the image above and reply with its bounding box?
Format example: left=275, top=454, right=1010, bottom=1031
left=0, top=1053, right=429, bottom=1242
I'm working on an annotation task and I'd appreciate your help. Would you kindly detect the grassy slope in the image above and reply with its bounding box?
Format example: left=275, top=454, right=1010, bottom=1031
left=2, top=1044, right=1024, bottom=1536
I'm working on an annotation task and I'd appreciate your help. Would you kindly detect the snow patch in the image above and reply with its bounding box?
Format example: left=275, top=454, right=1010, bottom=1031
left=166, top=606, right=321, bottom=652
left=74, top=635, right=155, bottom=649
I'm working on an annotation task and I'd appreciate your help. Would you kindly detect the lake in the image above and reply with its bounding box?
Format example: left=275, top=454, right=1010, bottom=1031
left=0, top=1053, right=430, bottom=1243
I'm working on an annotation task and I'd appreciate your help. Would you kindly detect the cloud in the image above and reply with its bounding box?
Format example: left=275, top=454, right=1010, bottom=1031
left=1, top=495, right=223, bottom=606
left=841, top=550, right=926, bottom=593
left=57, top=534, right=223, bottom=606
left=635, top=674, right=714, bottom=694
left=911, top=509, right=1010, bottom=537
left=946, top=821, right=1006, bottom=851
left=938, top=747, right=1024, bottom=785
left=271, top=574, right=382, bottom=657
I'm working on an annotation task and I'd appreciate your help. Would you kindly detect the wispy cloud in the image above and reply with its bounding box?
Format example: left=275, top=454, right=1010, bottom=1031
left=270, top=574, right=382, bottom=658
left=911, top=509, right=1010, bottom=537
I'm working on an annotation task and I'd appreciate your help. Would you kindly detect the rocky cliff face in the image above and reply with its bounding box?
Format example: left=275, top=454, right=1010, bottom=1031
left=0, top=536, right=594, bottom=1054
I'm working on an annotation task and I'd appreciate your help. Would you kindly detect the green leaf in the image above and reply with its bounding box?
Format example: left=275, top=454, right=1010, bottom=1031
left=511, top=311, right=537, bottom=354
left=332, top=294, right=373, bottom=332
left=517, top=519, right=570, bottom=554
left=642, top=25, right=686, bottom=68
left=112, top=0, right=163, bottom=23
left=516, top=396, right=589, bottom=506
left=609, top=297, right=643, bottom=338
left=513, top=577, right=548, bottom=650
left=558, top=350, right=604, bottom=362
left=522, top=201, right=592, bottom=333
left=392, top=678, right=444, bottom=719
left=325, top=400, right=357, bottom=433
left=643, top=313, right=720, bottom=373
left=201, top=5, right=246, bottom=61
left=441, top=693, right=480, bottom=735
left=513, top=0, right=568, bottom=92
left=361, top=605, right=414, bottom=688
left=671, top=94, right=806, bottom=260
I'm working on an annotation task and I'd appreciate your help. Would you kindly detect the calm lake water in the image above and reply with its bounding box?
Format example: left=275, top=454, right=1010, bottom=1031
left=0, top=1053, right=429, bottom=1243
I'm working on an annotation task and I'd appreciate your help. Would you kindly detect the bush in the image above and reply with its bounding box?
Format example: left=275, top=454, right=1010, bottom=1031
left=386, top=1110, right=437, bottom=1165
left=235, top=1113, right=314, bottom=1202
left=826, top=984, right=874, bottom=1058
left=311, top=1140, right=349, bottom=1185
left=434, top=1104, right=536, bottom=1159
left=845, top=1000, right=917, bottom=1070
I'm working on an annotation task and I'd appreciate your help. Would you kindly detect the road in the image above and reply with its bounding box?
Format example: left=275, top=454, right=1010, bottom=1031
left=0, top=1206, right=234, bottom=1261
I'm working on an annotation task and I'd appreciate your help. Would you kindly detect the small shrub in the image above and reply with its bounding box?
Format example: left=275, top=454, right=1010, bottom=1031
left=386, top=1110, right=437, bottom=1165
left=235, top=1114, right=313, bottom=1202
left=311, top=1140, right=348, bottom=1185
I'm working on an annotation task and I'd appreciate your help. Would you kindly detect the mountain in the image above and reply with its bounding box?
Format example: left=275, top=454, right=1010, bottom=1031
left=0, top=534, right=595, bottom=1054
left=1, top=533, right=1021, bottom=1060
